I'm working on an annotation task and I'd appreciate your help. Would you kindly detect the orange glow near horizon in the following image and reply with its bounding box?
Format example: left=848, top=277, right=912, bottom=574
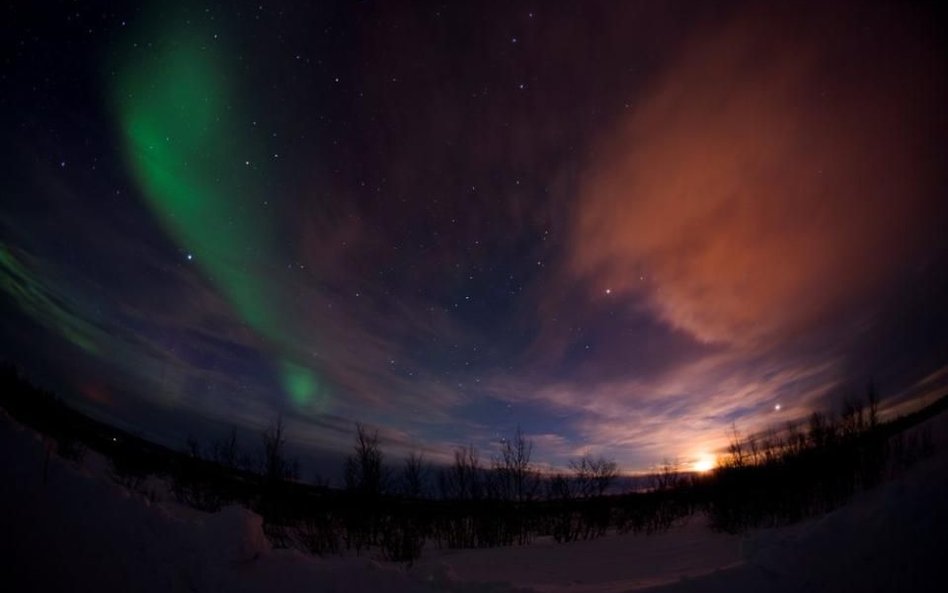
left=693, top=454, right=717, bottom=473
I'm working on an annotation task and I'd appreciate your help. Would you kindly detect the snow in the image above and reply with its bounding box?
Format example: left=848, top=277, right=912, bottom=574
left=2, top=410, right=945, bottom=592
left=413, top=518, right=744, bottom=593
left=0, top=414, right=447, bottom=593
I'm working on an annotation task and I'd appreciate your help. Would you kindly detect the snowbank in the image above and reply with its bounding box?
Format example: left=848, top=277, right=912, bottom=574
left=0, top=413, right=467, bottom=593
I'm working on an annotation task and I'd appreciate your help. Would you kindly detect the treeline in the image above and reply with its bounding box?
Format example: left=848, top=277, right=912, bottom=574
left=702, top=385, right=941, bottom=532
left=259, top=424, right=665, bottom=562
left=0, top=363, right=942, bottom=564
left=0, top=364, right=694, bottom=563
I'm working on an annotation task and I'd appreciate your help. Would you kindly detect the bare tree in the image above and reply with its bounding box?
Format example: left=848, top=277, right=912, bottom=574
left=808, top=411, right=831, bottom=449
left=493, top=426, right=539, bottom=502
left=262, top=416, right=296, bottom=482
left=653, top=458, right=681, bottom=491
left=747, top=434, right=762, bottom=466
left=725, top=424, right=746, bottom=468
left=547, top=472, right=576, bottom=500
left=400, top=451, right=429, bottom=498
left=344, top=423, right=386, bottom=497
left=439, top=444, right=482, bottom=500
left=785, top=420, right=807, bottom=457
left=761, top=428, right=780, bottom=465
left=569, top=455, right=619, bottom=497
left=840, top=396, right=865, bottom=438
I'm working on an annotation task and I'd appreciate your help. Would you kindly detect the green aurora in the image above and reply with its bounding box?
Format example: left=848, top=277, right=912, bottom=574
left=112, top=24, right=323, bottom=408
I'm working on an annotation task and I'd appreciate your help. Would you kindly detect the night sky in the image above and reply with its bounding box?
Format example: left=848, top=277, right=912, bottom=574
left=2, top=1, right=947, bottom=475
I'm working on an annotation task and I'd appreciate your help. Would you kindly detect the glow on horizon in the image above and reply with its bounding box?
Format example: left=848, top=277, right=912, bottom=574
left=692, top=453, right=716, bottom=473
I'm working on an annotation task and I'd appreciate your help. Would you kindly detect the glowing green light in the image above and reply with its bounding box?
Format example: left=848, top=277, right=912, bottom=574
left=116, top=33, right=278, bottom=334
left=112, top=22, right=324, bottom=407
left=281, top=360, right=320, bottom=407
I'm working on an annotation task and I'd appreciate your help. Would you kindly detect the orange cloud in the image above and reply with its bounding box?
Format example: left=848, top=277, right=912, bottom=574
left=570, top=11, right=943, bottom=346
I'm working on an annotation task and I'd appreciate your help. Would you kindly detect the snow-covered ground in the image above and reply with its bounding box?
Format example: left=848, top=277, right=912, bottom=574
left=1, top=410, right=945, bottom=592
